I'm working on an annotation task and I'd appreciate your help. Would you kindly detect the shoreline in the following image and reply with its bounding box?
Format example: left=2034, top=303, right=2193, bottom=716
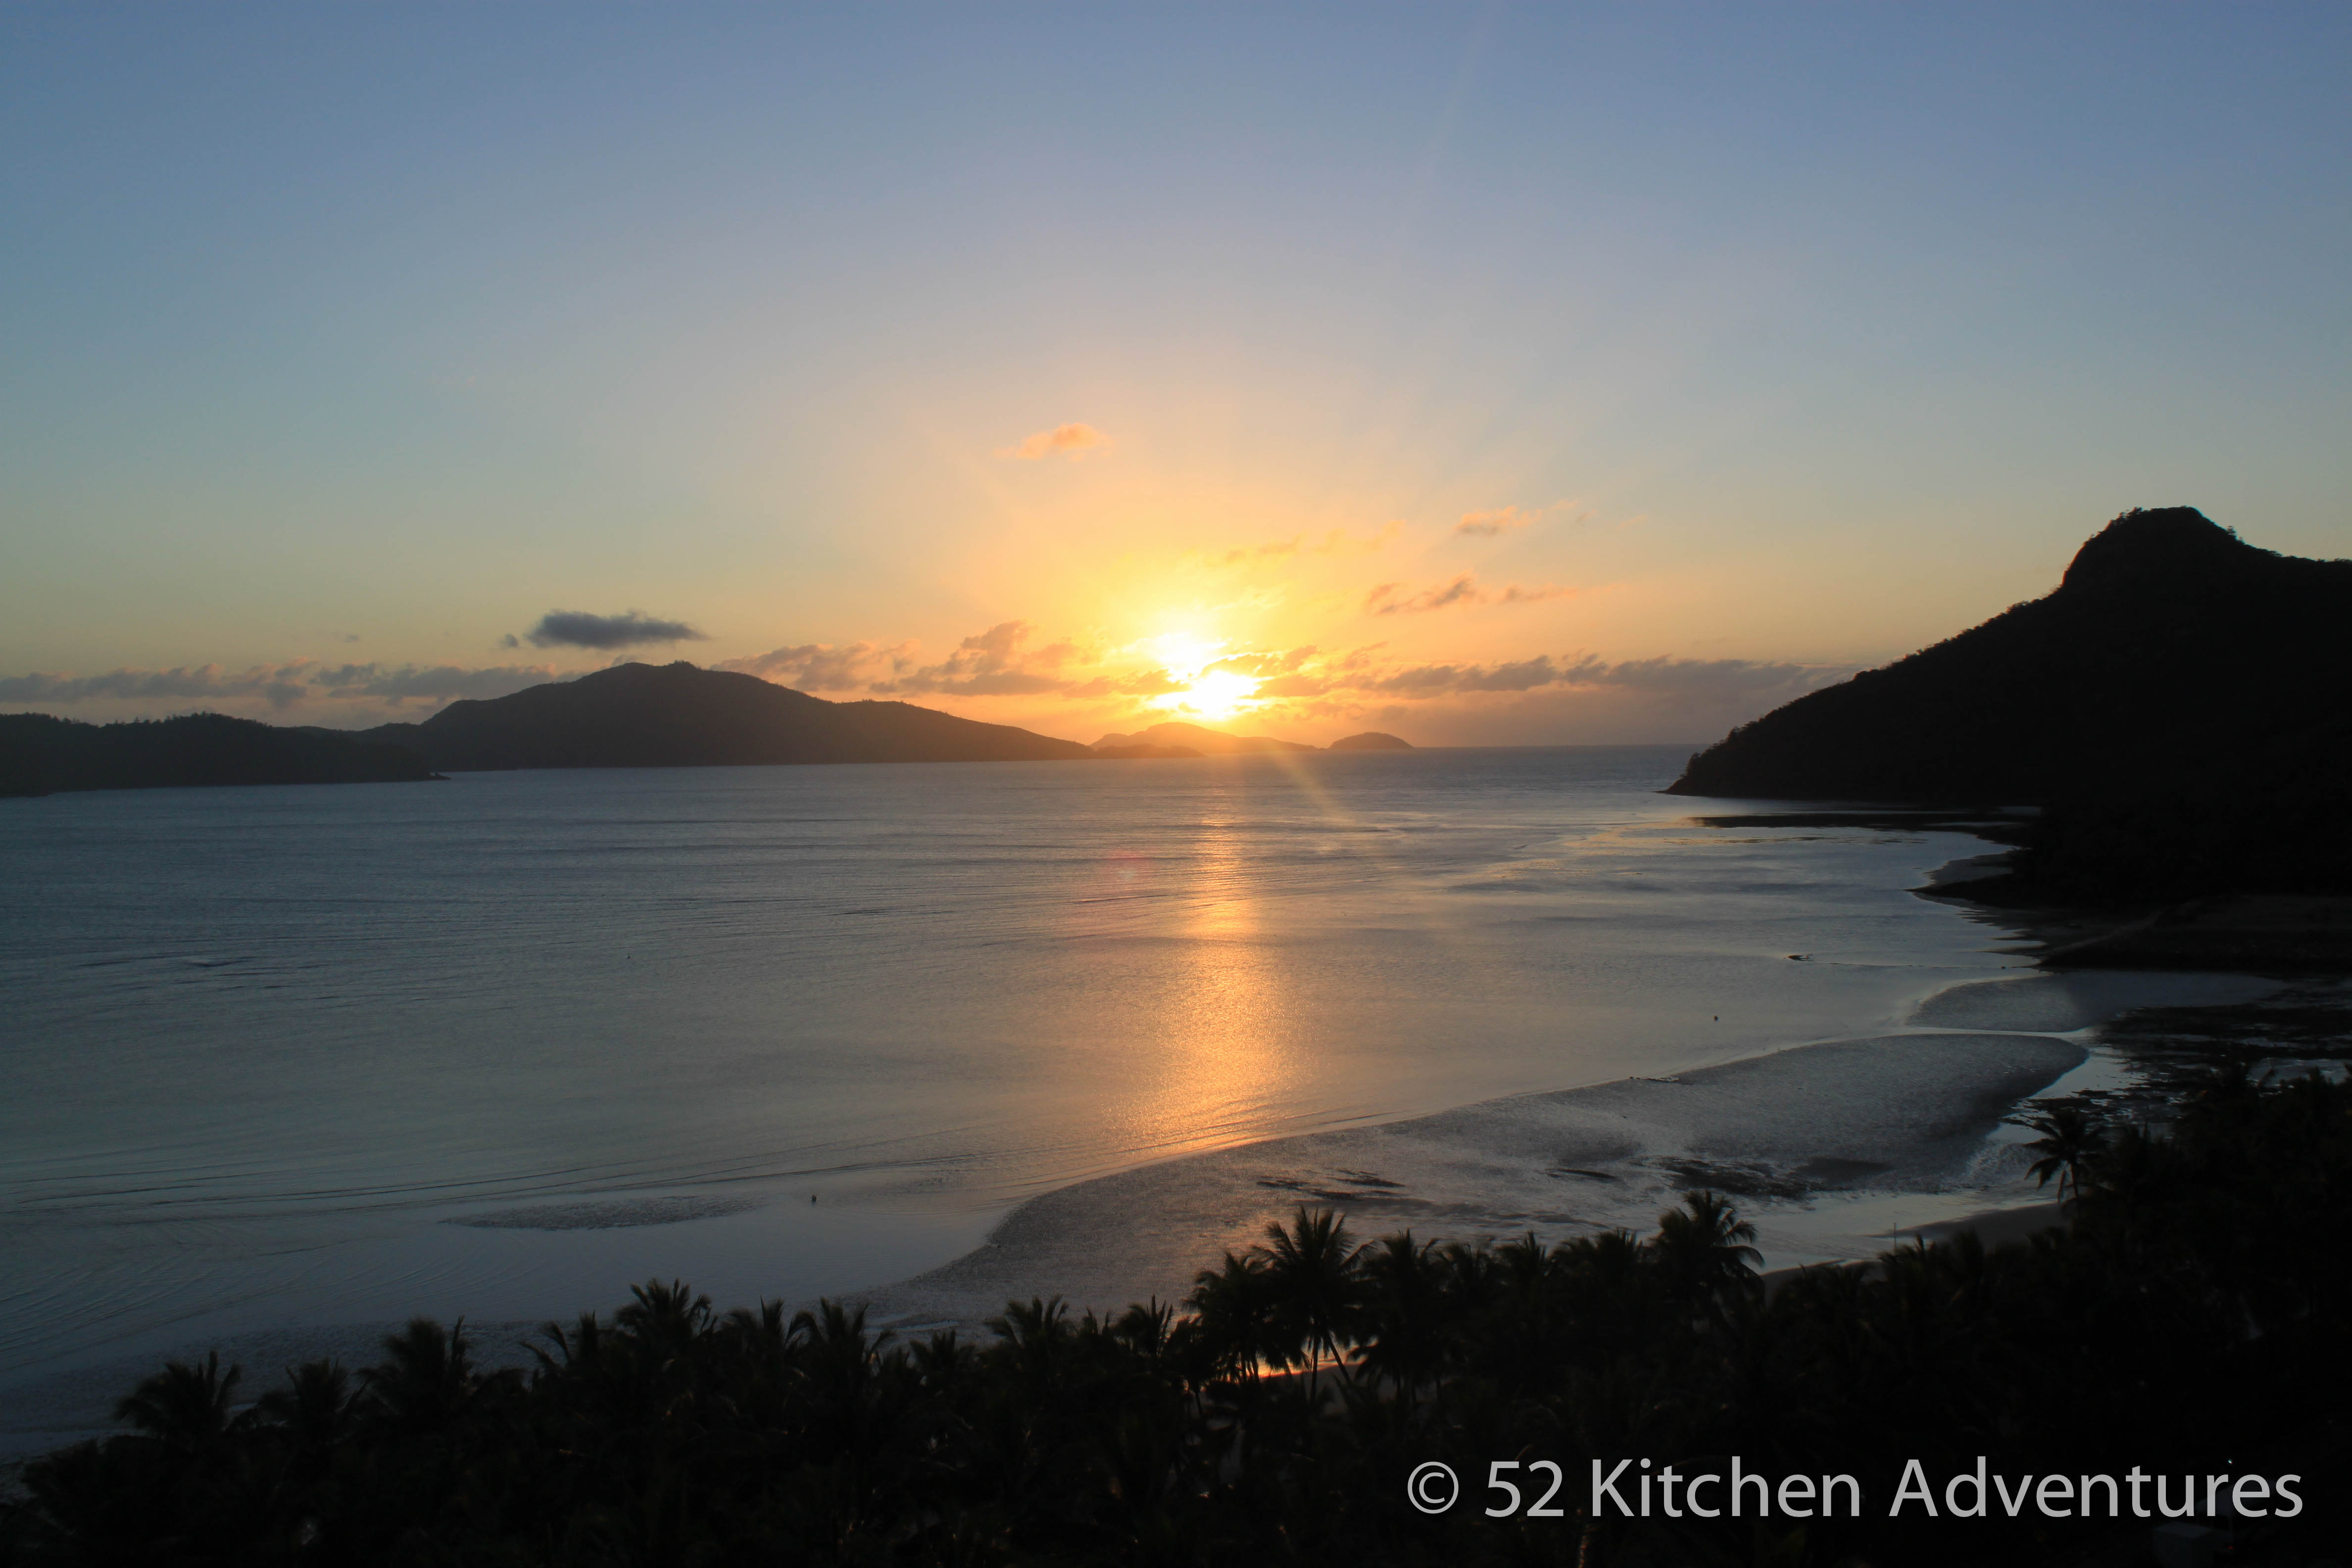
left=843, top=959, right=2300, bottom=1338
left=830, top=855, right=2310, bottom=1334
left=1916, top=842, right=2352, bottom=976
left=0, top=1016, right=2118, bottom=1461
left=845, top=1025, right=2092, bottom=1335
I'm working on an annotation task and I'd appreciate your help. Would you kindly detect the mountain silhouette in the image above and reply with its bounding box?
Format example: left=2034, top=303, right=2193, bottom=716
left=0, top=712, right=438, bottom=796
left=1668, top=508, right=2352, bottom=898
left=361, top=661, right=1093, bottom=771
left=1329, top=732, right=1413, bottom=751
left=1090, top=721, right=1316, bottom=755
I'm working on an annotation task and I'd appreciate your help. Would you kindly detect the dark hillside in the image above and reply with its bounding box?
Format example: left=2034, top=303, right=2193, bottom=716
left=1669, top=508, right=2352, bottom=804
left=0, top=712, right=438, bottom=797
left=363, top=661, right=1092, bottom=771
left=1667, top=509, right=2352, bottom=899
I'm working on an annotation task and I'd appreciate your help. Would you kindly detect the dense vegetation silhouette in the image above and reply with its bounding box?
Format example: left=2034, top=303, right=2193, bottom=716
left=361, top=662, right=1094, bottom=771
left=8, top=1070, right=2344, bottom=1565
left=1667, top=508, right=2352, bottom=900
left=0, top=713, right=437, bottom=797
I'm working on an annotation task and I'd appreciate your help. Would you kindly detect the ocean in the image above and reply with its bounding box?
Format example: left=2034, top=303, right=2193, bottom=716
left=0, top=745, right=2163, bottom=1416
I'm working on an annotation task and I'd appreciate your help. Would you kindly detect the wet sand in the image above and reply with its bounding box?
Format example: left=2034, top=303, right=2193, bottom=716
left=855, top=1028, right=2087, bottom=1331
left=850, top=965, right=2288, bottom=1333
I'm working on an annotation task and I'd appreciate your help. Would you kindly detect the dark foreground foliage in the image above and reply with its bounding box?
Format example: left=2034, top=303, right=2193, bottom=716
left=6, top=1072, right=2347, bottom=1567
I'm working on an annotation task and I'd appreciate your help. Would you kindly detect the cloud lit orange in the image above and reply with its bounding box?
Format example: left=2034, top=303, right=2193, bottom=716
left=1001, top=423, right=1111, bottom=461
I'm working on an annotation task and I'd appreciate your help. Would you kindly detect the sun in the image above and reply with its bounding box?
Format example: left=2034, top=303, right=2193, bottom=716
left=1137, top=628, right=1262, bottom=723
left=1154, top=667, right=1261, bottom=723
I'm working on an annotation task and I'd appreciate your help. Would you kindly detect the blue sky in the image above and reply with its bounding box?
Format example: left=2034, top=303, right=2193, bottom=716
left=4, top=3, right=2347, bottom=742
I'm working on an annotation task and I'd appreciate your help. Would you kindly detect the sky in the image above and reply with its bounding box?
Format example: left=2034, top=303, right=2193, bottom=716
left=4, top=3, right=2348, bottom=746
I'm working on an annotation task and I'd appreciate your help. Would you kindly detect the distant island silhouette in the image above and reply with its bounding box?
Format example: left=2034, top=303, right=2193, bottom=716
left=1092, top=742, right=1204, bottom=760
left=1669, top=507, right=2352, bottom=906
left=1090, top=721, right=1316, bottom=755
left=0, top=665, right=1393, bottom=795
left=360, top=662, right=1094, bottom=771
left=0, top=712, right=439, bottom=797
left=1328, top=731, right=1412, bottom=751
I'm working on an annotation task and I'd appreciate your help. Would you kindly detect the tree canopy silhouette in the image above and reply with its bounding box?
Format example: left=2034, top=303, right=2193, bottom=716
left=11, top=1068, right=2347, bottom=1564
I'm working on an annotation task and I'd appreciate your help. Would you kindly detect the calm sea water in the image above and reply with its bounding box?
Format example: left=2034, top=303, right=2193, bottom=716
left=0, top=746, right=2032, bottom=1385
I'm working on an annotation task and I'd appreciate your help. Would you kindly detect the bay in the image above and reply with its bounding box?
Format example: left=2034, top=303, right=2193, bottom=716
left=0, top=745, right=2031, bottom=1386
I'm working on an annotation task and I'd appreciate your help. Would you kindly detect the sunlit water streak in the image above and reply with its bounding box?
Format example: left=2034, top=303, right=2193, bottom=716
left=1, top=746, right=2039, bottom=1383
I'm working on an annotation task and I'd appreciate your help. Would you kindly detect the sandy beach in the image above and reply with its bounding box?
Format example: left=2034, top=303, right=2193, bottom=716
left=851, top=1026, right=2085, bottom=1331
left=855, top=958, right=2325, bottom=1332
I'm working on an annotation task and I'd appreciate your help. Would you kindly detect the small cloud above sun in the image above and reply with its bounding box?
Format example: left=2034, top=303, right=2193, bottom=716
left=1000, top=422, right=1110, bottom=461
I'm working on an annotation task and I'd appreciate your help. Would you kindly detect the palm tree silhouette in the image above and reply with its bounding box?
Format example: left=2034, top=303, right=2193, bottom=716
left=114, top=1350, right=242, bottom=1454
left=617, top=1277, right=716, bottom=1354
left=1646, top=1190, right=1762, bottom=1317
left=359, top=1318, right=479, bottom=1438
left=1110, top=1297, right=1176, bottom=1375
left=1352, top=1230, right=1450, bottom=1405
left=1249, top=1206, right=1367, bottom=1395
left=986, top=1295, right=1078, bottom=1393
left=2011, top=1102, right=2109, bottom=1202
left=1183, top=1250, right=1275, bottom=1384
left=253, top=1358, right=353, bottom=1461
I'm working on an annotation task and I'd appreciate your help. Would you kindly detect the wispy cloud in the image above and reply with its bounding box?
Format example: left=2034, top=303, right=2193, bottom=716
left=0, top=664, right=315, bottom=709
left=1356, top=653, right=1833, bottom=700
left=875, top=621, right=1091, bottom=696
left=517, top=610, right=707, bottom=650
left=1454, top=505, right=1534, bottom=537
left=1188, top=522, right=1398, bottom=571
left=1364, top=575, right=1576, bottom=615
left=1200, top=538, right=1303, bottom=568
left=307, top=664, right=558, bottom=702
left=0, top=661, right=559, bottom=711
left=1364, top=655, right=1572, bottom=694
left=715, top=640, right=916, bottom=692
left=1316, top=521, right=1402, bottom=554
left=1000, top=422, right=1110, bottom=461
left=1453, top=500, right=1599, bottom=537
